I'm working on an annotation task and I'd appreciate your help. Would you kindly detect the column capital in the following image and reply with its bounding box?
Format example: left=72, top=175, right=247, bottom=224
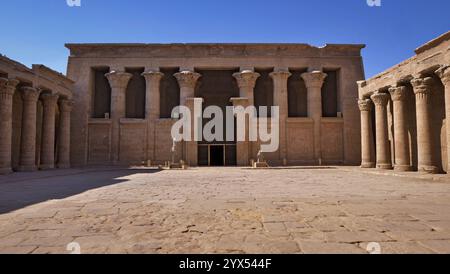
left=301, top=71, right=327, bottom=89
left=388, top=86, right=408, bottom=101
left=436, top=66, right=450, bottom=85
left=370, top=93, right=390, bottom=107
left=233, top=70, right=260, bottom=89
left=59, top=99, right=74, bottom=113
left=0, top=78, right=19, bottom=95
left=0, top=77, right=7, bottom=88
left=142, top=71, right=164, bottom=82
left=269, top=70, right=292, bottom=81
left=174, top=71, right=201, bottom=89
left=358, top=99, right=373, bottom=111
left=411, top=77, right=434, bottom=95
left=105, top=71, right=132, bottom=90
left=40, top=93, right=59, bottom=107
left=21, top=87, right=41, bottom=102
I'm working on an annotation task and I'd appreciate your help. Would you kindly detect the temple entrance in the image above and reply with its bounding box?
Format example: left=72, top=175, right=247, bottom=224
left=198, top=144, right=237, bottom=166
left=195, top=69, right=239, bottom=167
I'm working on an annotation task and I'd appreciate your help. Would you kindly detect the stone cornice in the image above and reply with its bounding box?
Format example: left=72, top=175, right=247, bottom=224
left=0, top=56, right=73, bottom=98
left=415, top=31, right=450, bottom=54
left=65, top=43, right=365, bottom=58
left=174, top=71, right=201, bottom=89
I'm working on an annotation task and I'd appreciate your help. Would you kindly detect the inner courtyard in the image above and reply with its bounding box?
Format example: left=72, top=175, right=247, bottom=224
left=1, top=167, right=450, bottom=254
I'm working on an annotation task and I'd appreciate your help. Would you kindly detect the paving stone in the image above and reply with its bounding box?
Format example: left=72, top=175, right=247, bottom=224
left=1, top=167, right=450, bottom=253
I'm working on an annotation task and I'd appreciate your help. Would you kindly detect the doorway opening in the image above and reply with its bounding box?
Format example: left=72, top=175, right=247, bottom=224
left=198, top=144, right=237, bottom=166
left=210, top=145, right=224, bottom=166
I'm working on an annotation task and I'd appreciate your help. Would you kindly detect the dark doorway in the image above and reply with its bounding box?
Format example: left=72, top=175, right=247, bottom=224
left=210, top=146, right=224, bottom=166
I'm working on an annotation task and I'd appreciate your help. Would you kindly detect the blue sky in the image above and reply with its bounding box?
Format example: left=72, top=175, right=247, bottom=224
left=0, top=0, right=449, bottom=78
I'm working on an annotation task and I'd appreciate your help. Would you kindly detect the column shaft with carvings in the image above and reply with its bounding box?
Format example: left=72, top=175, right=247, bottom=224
left=174, top=71, right=201, bottom=165
left=411, top=77, right=439, bottom=173
left=57, top=99, right=73, bottom=169
left=370, top=93, right=392, bottom=169
left=270, top=70, right=291, bottom=163
left=233, top=70, right=260, bottom=106
left=436, top=66, right=450, bottom=173
left=301, top=71, right=327, bottom=164
left=105, top=71, right=132, bottom=164
left=142, top=71, right=164, bottom=163
left=0, top=78, right=19, bottom=174
left=40, top=93, right=59, bottom=169
left=231, top=97, right=250, bottom=166
left=389, top=86, right=412, bottom=171
left=358, top=99, right=375, bottom=168
left=18, top=87, right=41, bottom=171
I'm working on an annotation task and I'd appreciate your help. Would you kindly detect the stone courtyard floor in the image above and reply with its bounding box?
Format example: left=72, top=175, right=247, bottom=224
left=1, top=166, right=450, bottom=254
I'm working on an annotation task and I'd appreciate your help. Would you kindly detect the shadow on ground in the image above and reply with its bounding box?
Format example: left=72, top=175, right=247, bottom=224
left=0, top=169, right=161, bottom=214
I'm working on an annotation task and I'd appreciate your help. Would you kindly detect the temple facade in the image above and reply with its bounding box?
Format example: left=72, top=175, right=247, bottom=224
left=0, top=56, right=74, bottom=174
left=66, top=43, right=365, bottom=167
left=358, top=31, right=450, bottom=173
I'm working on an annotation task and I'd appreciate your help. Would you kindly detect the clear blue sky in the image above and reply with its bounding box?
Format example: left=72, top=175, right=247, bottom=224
left=0, top=0, right=449, bottom=78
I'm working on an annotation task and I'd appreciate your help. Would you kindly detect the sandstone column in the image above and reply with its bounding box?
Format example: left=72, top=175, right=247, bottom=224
left=436, top=66, right=450, bottom=173
left=389, top=86, right=412, bottom=171
left=174, top=71, right=201, bottom=165
left=40, top=93, right=59, bottom=170
left=358, top=99, right=375, bottom=168
left=142, top=71, right=164, bottom=119
left=231, top=97, right=250, bottom=166
left=233, top=70, right=260, bottom=106
left=270, top=69, right=291, bottom=163
left=185, top=97, right=203, bottom=166
left=0, top=78, right=19, bottom=174
left=105, top=71, right=132, bottom=164
left=233, top=70, right=260, bottom=164
left=18, top=87, right=41, bottom=172
left=370, top=93, right=392, bottom=169
left=411, top=77, right=439, bottom=173
left=57, top=99, right=73, bottom=169
left=142, top=71, right=164, bottom=163
left=301, top=71, right=327, bottom=164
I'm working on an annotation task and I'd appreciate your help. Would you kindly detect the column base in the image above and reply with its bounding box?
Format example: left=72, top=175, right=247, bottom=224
left=17, top=165, right=37, bottom=172
left=418, top=165, right=440, bottom=174
left=0, top=167, right=13, bottom=175
left=361, top=162, right=375, bottom=168
left=394, top=165, right=413, bottom=172
left=40, top=164, right=55, bottom=170
left=376, top=163, right=393, bottom=170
